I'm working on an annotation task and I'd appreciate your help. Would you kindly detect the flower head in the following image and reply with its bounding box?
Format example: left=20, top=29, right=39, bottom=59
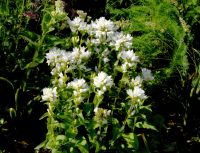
left=67, top=78, right=89, bottom=105
left=142, top=68, right=154, bottom=81
left=68, top=17, right=88, bottom=33
left=94, top=107, right=111, bottom=124
left=67, top=78, right=89, bottom=92
left=90, top=17, right=118, bottom=39
left=93, top=72, right=113, bottom=88
left=131, top=76, right=143, bottom=87
left=70, top=47, right=91, bottom=64
left=51, top=0, right=66, bottom=17
left=42, top=87, right=58, bottom=102
left=93, top=71, right=114, bottom=96
left=110, top=32, right=133, bottom=51
left=127, top=86, right=147, bottom=100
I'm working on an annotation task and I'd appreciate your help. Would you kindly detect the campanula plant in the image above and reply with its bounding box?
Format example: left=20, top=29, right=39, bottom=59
left=38, top=1, right=156, bottom=152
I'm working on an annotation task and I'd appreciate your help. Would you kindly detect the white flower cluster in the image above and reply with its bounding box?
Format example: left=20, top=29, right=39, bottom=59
left=71, top=47, right=91, bottom=65
left=94, top=107, right=111, bottom=124
left=110, top=32, right=133, bottom=51
left=46, top=46, right=91, bottom=85
left=126, top=69, right=154, bottom=103
left=51, top=0, right=66, bottom=17
left=131, top=76, right=143, bottom=87
left=93, top=71, right=114, bottom=96
left=68, top=15, right=133, bottom=50
left=90, top=17, right=117, bottom=39
left=68, top=17, right=88, bottom=33
left=126, top=87, right=147, bottom=100
left=42, top=10, right=155, bottom=122
left=42, top=87, right=58, bottom=102
left=67, top=13, right=137, bottom=75
left=118, top=50, right=139, bottom=72
left=67, top=79, right=89, bottom=105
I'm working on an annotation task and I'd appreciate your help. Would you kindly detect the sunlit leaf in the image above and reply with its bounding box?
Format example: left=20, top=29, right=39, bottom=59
left=122, top=133, right=139, bottom=149
left=135, top=121, right=158, bottom=131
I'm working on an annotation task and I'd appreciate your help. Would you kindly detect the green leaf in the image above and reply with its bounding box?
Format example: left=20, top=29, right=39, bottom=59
left=15, top=88, right=20, bottom=111
left=39, top=112, right=49, bottom=120
left=19, top=30, right=39, bottom=45
left=44, top=35, right=66, bottom=47
left=122, top=133, right=139, bottom=149
left=0, top=77, right=14, bottom=90
left=24, top=61, right=40, bottom=69
left=111, top=118, right=121, bottom=143
left=83, top=103, right=93, bottom=116
left=77, top=138, right=89, bottom=153
left=56, top=135, right=67, bottom=141
left=9, top=108, right=16, bottom=118
left=35, top=140, right=46, bottom=150
left=41, top=11, right=53, bottom=34
left=135, top=122, right=158, bottom=131
left=139, top=105, right=152, bottom=112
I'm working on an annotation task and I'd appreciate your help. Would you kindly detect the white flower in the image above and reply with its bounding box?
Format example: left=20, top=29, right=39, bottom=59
left=118, top=50, right=139, bottom=72
left=102, top=49, right=110, bottom=63
left=141, top=68, right=154, bottom=81
left=42, top=87, right=58, bottom=102
left=127, top=86, right=147, bottom=100
left=68, top=17, right=88, bottom=33
left=51, top=0, right=66, bottom=17
left=110, top=32, right=133, bottom=50
left=93, top=71, right=113, bottom=88
left=120, top=50, right=139, bottom=62
left=70, top=47, right=91, bottom=64
left=131, top=76, right=143, bottom=87
left=67, top=79, right=89, bottom=105
left=90, top=17, right=118, bottom=38
left=67, top=78, right=89, bottom=93
left=46, top=47, right=70, bottom=67
left=58, top=72, right=67, bottom=86
left=93, top=71, right=114, bottom=96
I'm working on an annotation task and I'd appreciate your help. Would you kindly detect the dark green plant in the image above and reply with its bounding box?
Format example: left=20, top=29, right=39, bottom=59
left=0, top=0, right=55, bottom=151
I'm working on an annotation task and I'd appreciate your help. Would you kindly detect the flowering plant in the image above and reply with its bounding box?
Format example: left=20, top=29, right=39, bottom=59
left=38, top=1, right=156, bottom=152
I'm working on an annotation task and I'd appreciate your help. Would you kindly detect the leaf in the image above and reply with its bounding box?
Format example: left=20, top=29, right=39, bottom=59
left=76, top=138, right=89, bottom=153
left=24, top=61, right=39, bottom=69
left=83, top=103, right=93, bottom=116
left=44, top=35, right=66, bottom=47
left=139, top=105, right=152, bottom=112
left=9, top=108, right=16, bottom=118
left=111, top=118, right=121, bottom=143
left=41, top=12, right=53, bottom=34
left=39, top=112, right=49, bottom=120
left=15, top=88, right=20, bottom=111
left=56, top=135, right=67, bottom=141
left=35, top=140, right=46, bottom=150
left=19, top=30, right=39, bottom=45
left=0, top=77, right=14, bottom=90
left=122, top=133, right=139, bottom=149
left=135, top=122, right=158, bottom=131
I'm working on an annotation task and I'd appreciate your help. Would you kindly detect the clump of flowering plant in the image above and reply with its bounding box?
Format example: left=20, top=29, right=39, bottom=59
left=38, top=1, right=156, bottom=152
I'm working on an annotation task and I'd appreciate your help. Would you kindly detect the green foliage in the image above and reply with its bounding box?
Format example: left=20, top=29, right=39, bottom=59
left=0, top=0, right=53, bottom=151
